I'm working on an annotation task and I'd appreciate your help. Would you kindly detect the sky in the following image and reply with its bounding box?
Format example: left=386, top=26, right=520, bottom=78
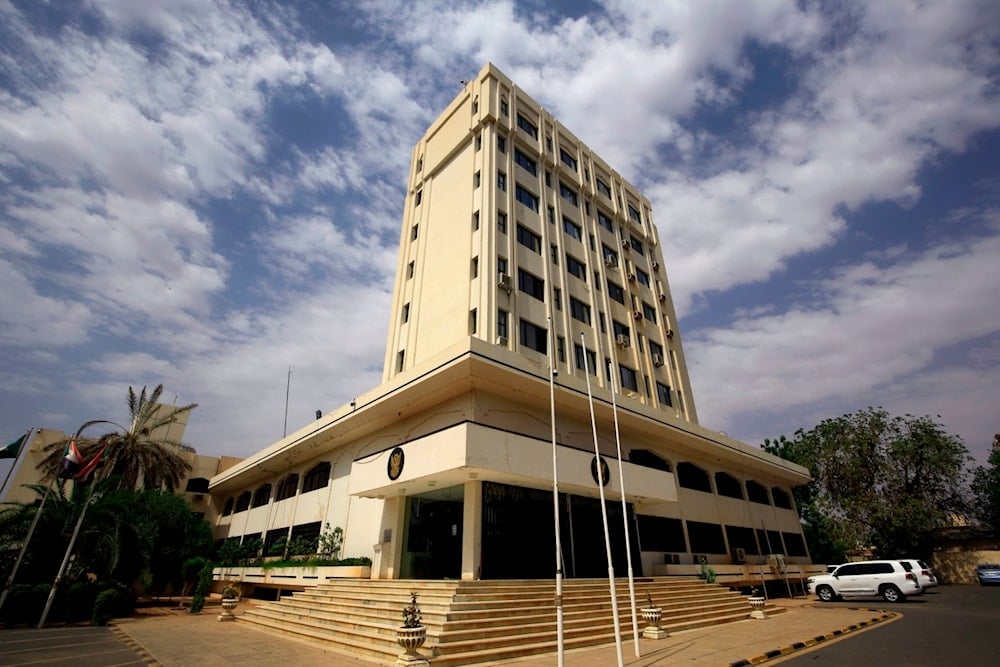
left=1, top=0, right=998, bottom=470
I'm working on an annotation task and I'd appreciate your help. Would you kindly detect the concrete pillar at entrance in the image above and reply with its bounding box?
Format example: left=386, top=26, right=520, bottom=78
left=378, top=496, right=404, bottom=580
left=462, top=480, right=482, bottom=580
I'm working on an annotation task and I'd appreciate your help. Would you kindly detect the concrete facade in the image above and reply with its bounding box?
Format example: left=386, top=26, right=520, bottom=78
left=208, top=63, right=812, bottom=581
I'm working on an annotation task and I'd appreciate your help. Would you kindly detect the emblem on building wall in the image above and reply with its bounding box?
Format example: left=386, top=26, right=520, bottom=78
left=387, top=447, right=405, bottom=480
left=591, top=455, right=610, bottom=487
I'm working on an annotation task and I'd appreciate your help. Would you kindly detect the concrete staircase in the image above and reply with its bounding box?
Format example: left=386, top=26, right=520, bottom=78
left=239, top=577, right=785, bottom=665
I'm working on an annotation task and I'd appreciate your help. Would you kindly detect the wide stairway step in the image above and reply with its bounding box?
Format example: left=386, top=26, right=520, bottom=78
left=238, top=577, right=787, bottom=665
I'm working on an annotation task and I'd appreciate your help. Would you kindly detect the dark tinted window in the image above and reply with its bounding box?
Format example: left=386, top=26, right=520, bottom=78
left=677, top=462, right=712, bottom=492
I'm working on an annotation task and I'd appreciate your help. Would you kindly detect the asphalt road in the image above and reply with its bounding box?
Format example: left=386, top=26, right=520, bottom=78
left=0, top=626, right=149, bottom=666
left=780, top=584, right=1000, bottom=666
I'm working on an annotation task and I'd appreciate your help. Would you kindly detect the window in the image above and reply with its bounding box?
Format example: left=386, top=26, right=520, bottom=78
left=411, top=225, right=418, bottom=240
left=649, top=340, right=664, bottom=361
left=656, top=382, right=673, bottom=406
left=516, top=224, right=541, bottom=253
left=252, top=484, right=271, bottom=508
left=553, top=287, right=562, bottom=311
left=570, top=296, right=591, bottom=324
left=636, top=268, right=651, bottom=287
left=638, top=515, right=686, bottom=552
left=234, top=491, right=251, bottom=513
left=597, top=210, right=613, bottom=232
left=642, top=301, right=656, bottom=322
left=557, top=336, right=566, bottom=362
left=222, top=497, right=234, bottom=515
left=185, top=477, right=209, bottom=493
left=497, top=309, right=509, bottom=339
left=517, top=268, right=545, bottom=300
left=514, top=149, right=537, bottom=175
left=560, top=147, right=577, bottom=171
left=498, top=257, right=508, bottom=274
left=474, top=170, right=481, bottom=187
left=519, top=318, right=547, bottom=353
left=607, top=280, right=625, bottom=304
left=497, top=134, right=506, bottom=153
left=547, top=206, right=555, bottom=224
left=596, top=178, right=612, bottom=199
left=546, top=135, right=553, bottom=151
left=515, top=184, right=539, bottom=212
left=566, top=254, right=586, bottom=281
left=574, top=343, right=597, bottom=375
left=472, top=211, right=480, bottom=230
left=276, top=474, right=299, bottom=501
left=619, top=364, right=639, bottom=392
left=602, top=244, right=619, bottom=266
left=628, top=204, right=641, bottom=224
left=613, top=319, right=630, bottom=341
left=471, top=256, right=478, bottom=278
left=414, top=190, right=422, bottom=205
left=406, top=261, right=414, bottom=279
left=500, top=99, right=509, bottom=116
left=550, top=244, right=558, bottom=264
left=516, top=113, right=538, bottom=139
left=497, top=211, right=507, bottom=233
left=396, top=349, right=405, bottom=372
left=470, top=308, right=477, bottom=334
left=726, top=525, right=759, bottom=556
left=594, top=271, right=601, bottom=289
left=545, top=170, right=552, bottom=187
left=746, top=480, right=771, bottom=505
left=599, top=312, right=607, bottom=333
left=302, top=462, right=331, bottom=493
left=472, top=96, right=478, bottom=113
left=416, top=156, right=423, bottom=171
left=589, top=233, right=596, bottom=251
left=401, top=303, right=410, bottom=323
left=630, top=236, right=644, bottom=253
left=562, top=217, right=582, bottom=241
left=677, top=462, right=712, bottom=492
left=715, top=473, right=743, bottom=499
left=497, top=170, right=506, bottom=191
left=559, top=182, right=578, bottom=207
left=772, top=487, right=793, bottom=510
left=475, top=133, right=482, bottom=151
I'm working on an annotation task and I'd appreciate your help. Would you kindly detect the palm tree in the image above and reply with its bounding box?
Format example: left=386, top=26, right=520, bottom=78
left=40, top=384, right=198, bottom=491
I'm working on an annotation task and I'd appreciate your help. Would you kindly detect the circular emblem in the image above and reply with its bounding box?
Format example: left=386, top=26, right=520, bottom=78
left=387, top=447, right=405, bottom=481
left=591, top=455, right=610, bottom=487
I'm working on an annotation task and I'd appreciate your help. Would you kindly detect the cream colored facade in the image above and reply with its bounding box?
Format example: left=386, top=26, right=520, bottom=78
left=208, top=64, right=811, bottom=581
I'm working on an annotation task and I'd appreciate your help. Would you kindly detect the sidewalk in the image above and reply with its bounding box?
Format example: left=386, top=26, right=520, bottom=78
left=111, top=598, right=898, bottom=667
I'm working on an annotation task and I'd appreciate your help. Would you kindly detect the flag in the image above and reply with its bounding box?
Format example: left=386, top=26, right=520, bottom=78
left=60, top=440, right=84, bottom=477
left=0, top=433, right=27, bottom=460
left=76, top=445, right=107, bottom=482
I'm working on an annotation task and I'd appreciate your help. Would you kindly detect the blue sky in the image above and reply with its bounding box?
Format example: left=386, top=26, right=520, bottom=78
left=1, top=0, right=997, bottom=467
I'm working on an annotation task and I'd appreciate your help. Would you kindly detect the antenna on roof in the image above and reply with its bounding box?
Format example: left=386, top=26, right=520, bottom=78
left=283, top=366, right=292, bottom=438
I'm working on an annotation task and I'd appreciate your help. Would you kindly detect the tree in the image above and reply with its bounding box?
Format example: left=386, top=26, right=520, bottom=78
left=39, top=384, right=197, bottom=490
left=763, top=407, right=972, bottom=560
left=971, top=434, right=1000, bottom=532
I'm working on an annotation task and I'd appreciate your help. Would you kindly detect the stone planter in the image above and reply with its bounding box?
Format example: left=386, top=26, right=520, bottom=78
left=218, top=597, right=238, bottom=622
left=640, top=606, right=668, bottom=639
left=748, top=596, right=768, bottom=620
left=395, top=626, right=429, bottom=666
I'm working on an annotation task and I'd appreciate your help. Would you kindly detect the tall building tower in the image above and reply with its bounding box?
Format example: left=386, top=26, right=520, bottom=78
left=210, top=63, right=811, bottom=585
left=384, top=64, right=697, bottom=423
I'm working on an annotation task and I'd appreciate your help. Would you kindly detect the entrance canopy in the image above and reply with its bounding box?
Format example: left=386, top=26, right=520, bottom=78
left=347, top=422, right=677, bottom=505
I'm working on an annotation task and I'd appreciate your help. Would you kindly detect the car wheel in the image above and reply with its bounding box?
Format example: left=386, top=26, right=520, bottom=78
left=816, top=585, right=836, bottom=602
left=880, top=584, right=905, bottom=602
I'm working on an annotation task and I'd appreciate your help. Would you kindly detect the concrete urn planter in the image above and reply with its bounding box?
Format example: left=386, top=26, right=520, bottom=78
left=640, top=606, right=668, bottom=639
left=218, top=597, right=238, bottom=621
left=748, top=596, right=768, bottom=620
left=395, top=626, right=428, bottom=665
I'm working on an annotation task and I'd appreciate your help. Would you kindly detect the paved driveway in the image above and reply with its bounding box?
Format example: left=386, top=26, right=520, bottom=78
left=0, top=626, right=151, bottom=666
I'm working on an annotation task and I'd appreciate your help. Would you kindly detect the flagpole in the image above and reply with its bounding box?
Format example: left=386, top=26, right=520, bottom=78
left=547, top=317, right=565, bottom=667
left=0, top=427, right=32, bottom=499
left=0, top=429, right=44, bottom=614
left=607, top=362, right=641, bottom=656
left=580, top=332, right=624, bottom=667
left=38, top=481, right=98, bottom=628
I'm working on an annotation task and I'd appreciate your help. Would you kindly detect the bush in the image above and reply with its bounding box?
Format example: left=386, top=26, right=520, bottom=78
left=92, top=587, right=129, bottom=626
left=1, top=584, right=39, bottom=626
left=66, top=581, right=100, bottom=623
left=189, top=561, right=214, bottom=614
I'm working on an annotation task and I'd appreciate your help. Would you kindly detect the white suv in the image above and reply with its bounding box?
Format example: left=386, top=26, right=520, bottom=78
left=900, top=559, right=938, bottom=589
left=807, top=560, right=922, bottom=603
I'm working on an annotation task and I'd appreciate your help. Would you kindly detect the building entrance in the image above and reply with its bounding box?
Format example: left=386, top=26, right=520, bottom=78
left=400, top=486, right=463, bottom=579
left=481, top=481, right=641, bottom=580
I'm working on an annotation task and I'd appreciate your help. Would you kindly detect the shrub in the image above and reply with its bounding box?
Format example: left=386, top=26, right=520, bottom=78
left=66, top=581, right=100, bottom=623
left=92, top=588, right=128, bottom=626
left=189, top=561, right=215, bottom=614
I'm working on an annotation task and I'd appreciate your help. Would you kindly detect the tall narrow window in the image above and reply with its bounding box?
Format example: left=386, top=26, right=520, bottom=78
left=407, top=261, right=414, bottom=279
left=470, top=308, right=478, bottom=334
left=471, top=256, right=479, bottom=278
left=519, top=319, right=547, bottom=353
left=497, top=135, right=506, bottom=153
left=498, top=309, right=509, bottom=339
left=497, top=211, right=508, bottom=233
left=497, top=171, right=507, bottom=191
left=411, top=225, right=418, bottom=240
left=472, top=210, right=480, bottom=230
left=401, top=303, right=410, bottom=323
left=562, top=217, right=582, bottom=242
left=396, top=350, right=405, bottom=372
left=474, top=170, right=481, bottom=188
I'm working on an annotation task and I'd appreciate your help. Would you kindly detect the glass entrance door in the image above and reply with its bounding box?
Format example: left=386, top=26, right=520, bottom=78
left=400, top=486, right=463, bottom=579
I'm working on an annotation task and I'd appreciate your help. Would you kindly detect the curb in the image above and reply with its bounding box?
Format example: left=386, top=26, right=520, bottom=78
left=727, top=608, right=899, bottom=666
left=110, top=623, right=161, bottom=666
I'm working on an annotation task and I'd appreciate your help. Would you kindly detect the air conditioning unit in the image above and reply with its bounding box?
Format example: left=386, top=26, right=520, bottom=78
left=497, top=272, right=512, bottom=292
left=651, top=261, right=659, bottom=270
left=621, top=238, right=630, bottom=248
left=604, top=257, right=618, bottom=268
left=732, top=547, right=747, bottom=564
left=633, top=310, right=643, bottom=320
left=657, top=292, right=666, bottom=303
left=665, top=328, right=674, bottom=338
left=496, top=335, right=508, bottom=346
left=651, top=353, right=664, bottom=367
left=627, top=273, right=636, bottom=282
left=615, top=334, right=630, bottom=348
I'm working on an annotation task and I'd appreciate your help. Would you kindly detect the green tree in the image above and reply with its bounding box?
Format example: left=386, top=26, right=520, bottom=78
left=763, top=407, right=972, bottom=559
left=971, top=434, right=1000, bottom=532
left=40, top=384, right=197, bottom=490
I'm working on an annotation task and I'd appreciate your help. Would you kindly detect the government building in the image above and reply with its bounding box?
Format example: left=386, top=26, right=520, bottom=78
left=208, top=63, right=811, bottom=582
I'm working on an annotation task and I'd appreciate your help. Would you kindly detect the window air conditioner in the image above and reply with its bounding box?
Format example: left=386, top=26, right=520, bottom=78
left=497, top=272, right=512, bottom=292
left=627, top=273, right=636, bottom=282
left=615, top=334, right=630, bottom=348
left=657, top=292, right=666, bottom=303
left=665, top=328, right=674, bottom=338
left=604, top=257, right=618, bottom=268
left=651, top=261, right=659, bottom=270
left=621, top=238, right=630, bottom=248
left=652, top=353, right=664, bottom=367
left=633, top=310, right=643, bottom=320
left=496, top=335, right=508, bottom=346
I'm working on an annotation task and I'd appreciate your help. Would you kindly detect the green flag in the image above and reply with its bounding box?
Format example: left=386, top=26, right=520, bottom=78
left=0, top=433, right=28, bottom=460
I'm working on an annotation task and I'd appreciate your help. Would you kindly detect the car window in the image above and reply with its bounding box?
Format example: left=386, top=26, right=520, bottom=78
left=837, top=564, right=861, bottom=576
left=899, top=561, right=914, bottom=571
left=873, top=562, right=894, bottom=574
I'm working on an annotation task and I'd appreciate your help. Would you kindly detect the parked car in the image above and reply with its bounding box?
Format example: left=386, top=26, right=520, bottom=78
left=807, top=560, right=922, bottom=603
left=976, top=563, right=1000, bottom=586
left=900, top=559, right=938, bottom=589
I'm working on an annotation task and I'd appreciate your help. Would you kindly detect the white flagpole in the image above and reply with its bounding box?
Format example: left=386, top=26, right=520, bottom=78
left=607, top=362, right=641, bottom=656
left=0, top=427, right=32, bottom=498
left=547, top=317, right=565, bottom=667
left=0, top=429, right=44, bottom=613
left=38, top=480, right=97, bottom=628
left=580, top=333, right=624, bottom=667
